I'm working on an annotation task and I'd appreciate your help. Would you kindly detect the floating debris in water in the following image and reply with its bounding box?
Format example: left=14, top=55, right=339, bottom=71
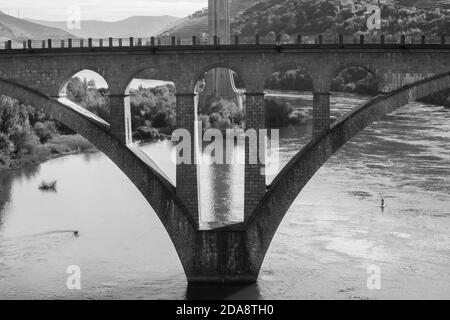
left=38, top=180, right=57, bottom=192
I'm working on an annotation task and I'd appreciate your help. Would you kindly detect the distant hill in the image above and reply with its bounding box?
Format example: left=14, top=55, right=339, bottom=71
left=29, top=16, right=180, bottom=39
left=0, top=11, right=74, bottom=41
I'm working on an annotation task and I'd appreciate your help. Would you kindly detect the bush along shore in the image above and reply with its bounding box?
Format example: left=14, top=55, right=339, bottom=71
left=0, top=95, right=96, bottom=171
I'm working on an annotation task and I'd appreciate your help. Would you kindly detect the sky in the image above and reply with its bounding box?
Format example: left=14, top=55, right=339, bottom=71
left=0, top=0, right=207, bottom=21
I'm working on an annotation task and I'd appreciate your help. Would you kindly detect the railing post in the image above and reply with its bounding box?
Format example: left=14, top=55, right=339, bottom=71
left=171, top=36, right=176, bottom=46
left=118, top=39, right=122, bottom=47
left=129, top=37, right=134, bottom=47
left=22, top=41, right=26, bottom=49
left=297, top=35, right=302, bottom=44
left=213, top=35, right=218, bottom=45
left=255, top=34, right=260, bottom=45
left=80, top=39, right=84, bottom=47
left=48, top=39, right=52, bottom=49
left=380, top=35, right=385, bottom=45
left=88, top=38, right=92, bottom=47
left=192, top=36, right=197, bottom=46
left=42, top=40, right=45, bottom=48
left=68, top=38, right=72, bottom=48
left=421, top=35, right=426, bottom=45
left=6, top=40, right=11, bottom=50
left=109, top=37, right=113, bottom=47
left=360, top=34, right=364, bottom=45
left=177, top=38, right=181, bottom=45
left=318, top=35, right=323, bottom=44
left=61, top=40, right=65, bottom=48
left=28, top=40, right=32, bottom=49
left=234, top=35, right=239, bottom=45
left=151, top=37, right=155, bottom=46
left=99, top=39, right=103, bottom=47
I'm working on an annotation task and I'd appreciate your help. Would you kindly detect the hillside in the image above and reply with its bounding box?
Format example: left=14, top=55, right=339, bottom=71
left=0, top=11, right=74, bottom=41
left=160, top=0, right=450, bottom=39
left=29, top=16, right=180, bottom=39
left=158, top=0, right=255, bottom=38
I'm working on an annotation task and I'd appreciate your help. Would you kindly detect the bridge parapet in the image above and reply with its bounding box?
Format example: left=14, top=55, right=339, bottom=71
left=1, top=34, right=449, bottom=51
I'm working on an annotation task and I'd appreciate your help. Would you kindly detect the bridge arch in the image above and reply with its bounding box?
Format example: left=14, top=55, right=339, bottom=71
left=191, top=62, right=246, bottom=93
left=58, top=66, right=107, bottom=96
left=0, top=77, right=197, bottom=275
left=332, top=63, right=384, bottom=94
left=244, top=72, right=450, bottom=272
left=123, top=67, right=183, bottom=95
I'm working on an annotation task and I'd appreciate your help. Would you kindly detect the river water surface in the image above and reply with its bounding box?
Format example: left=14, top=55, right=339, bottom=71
left=0, top=93, right=449, bottom=299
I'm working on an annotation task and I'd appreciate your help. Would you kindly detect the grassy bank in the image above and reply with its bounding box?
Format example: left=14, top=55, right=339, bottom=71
left=1, top=134, right=96, bottom=171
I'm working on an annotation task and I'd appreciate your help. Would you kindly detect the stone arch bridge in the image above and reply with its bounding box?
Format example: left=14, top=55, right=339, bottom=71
left=0, top=41, right=449, bottom=283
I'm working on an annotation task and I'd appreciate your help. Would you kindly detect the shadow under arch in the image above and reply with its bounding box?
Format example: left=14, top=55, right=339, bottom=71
left=0, top=77, right=198, bottom=276
left=243, top=72, right=450, bottom=272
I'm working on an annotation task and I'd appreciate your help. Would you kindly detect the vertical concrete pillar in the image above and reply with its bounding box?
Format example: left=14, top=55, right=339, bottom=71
left=313, top=92, right=331, bottom=138
left=109, top=95, right=132, bottom=145
left=244, top=92, right=266, bottom=219
left=176, top=93, right=199, bottom=223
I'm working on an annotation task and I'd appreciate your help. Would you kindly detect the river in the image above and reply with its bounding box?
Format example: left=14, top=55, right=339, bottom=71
left=0, top=92, right=449, bottom=299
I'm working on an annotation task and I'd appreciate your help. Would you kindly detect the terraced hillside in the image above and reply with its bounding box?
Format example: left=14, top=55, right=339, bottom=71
left=158, top=0, right=254, bottom=39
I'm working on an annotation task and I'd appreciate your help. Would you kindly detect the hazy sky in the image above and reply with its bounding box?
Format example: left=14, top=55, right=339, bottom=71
left=0, top=0, right=207, bottom=21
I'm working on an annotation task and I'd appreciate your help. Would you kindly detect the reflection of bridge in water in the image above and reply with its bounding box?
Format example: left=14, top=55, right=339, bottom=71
left=1, top=32, right=450, bottom=282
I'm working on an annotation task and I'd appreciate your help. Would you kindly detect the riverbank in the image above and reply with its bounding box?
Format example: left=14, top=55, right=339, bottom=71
left=0, top=134, right=97, bottom=171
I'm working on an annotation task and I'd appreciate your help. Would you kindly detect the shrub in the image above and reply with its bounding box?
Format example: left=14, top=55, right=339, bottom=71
left=34, top=121, right=57, bottom=143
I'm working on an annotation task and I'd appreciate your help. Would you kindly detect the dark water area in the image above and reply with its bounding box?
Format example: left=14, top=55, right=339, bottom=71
left=0, top=92, right=449, bottom=299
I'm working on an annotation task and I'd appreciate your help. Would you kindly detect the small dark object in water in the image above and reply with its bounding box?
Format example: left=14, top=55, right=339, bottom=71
left=39, top=180, right=57, bottom=191
left=74, top=231, right=79, bottom=237
left=380, top=198, right=386, bottom=211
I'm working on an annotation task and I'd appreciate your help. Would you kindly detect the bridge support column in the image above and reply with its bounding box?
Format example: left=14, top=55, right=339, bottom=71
left=244, top=92, right=266, bottom=220
left=187, top=230, right=259, bottom=283
left=176, top=93, right=199, bottom=223
left=313, top=92, right=331, bottom=137
left=109, top=95, right=132, bottom=145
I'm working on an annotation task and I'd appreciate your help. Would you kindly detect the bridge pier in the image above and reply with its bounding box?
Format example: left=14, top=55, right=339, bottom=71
left=313, top=92, right=331, bottom=137
left=244, top=92, right=266, bottom=220
left=186, top=230, right=259, bottom=283
left=175, top=93, right=200, bottom=223
left=109, top=95, right=132, bottom=145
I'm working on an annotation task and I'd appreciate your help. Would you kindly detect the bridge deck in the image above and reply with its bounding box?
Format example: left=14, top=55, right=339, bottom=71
left=1, top=43, right=450, bottom=55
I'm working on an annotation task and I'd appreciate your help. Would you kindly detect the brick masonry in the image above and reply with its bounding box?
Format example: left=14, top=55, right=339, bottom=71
left=1, top=47, right=449, bottom=283
left=313, top=92, right=331, bottom=137
left=175, top=93, right=199, bottom=224
left=244, top=93, right=266, bottom=220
